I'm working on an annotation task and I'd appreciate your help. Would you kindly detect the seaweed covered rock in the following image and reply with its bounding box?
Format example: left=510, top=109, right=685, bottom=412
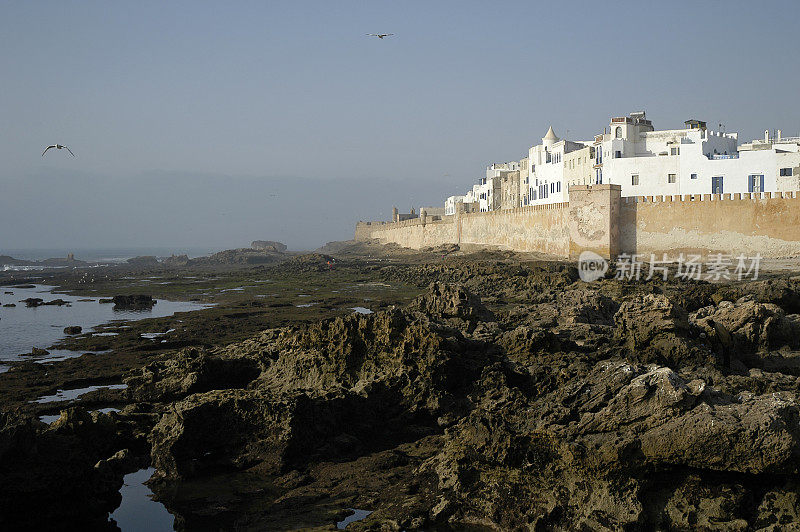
left=125, top=348, right=262, bottom=402
left=408, top=282, right=494, bottom=324
left=112, top=294, right=155, bottom=309
left=692, top=296, right=800, bottom=354
left=427, top=360, right=800, bottom=529
left=614, top=294, right=711, bottom=367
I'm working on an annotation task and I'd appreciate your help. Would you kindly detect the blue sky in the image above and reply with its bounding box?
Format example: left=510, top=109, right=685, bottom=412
left=1, top=0, right=798, bottom=250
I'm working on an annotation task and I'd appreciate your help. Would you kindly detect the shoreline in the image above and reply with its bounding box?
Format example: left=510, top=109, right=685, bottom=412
left=4, top=241, right=800, bottom=529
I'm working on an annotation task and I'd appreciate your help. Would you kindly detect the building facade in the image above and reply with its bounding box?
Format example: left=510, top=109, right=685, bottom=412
left=443, top=111, right=800, bottom=213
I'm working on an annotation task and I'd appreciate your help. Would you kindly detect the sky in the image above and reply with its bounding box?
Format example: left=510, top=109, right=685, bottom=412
left=2, top=0, right=799, bottom=252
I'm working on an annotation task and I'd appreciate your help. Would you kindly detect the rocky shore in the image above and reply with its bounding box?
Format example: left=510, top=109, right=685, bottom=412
left=3, top=245, right=800, bottom=529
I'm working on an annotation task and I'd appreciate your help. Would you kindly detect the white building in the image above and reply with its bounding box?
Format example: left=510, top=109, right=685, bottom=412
left=596, top=112, right=800, bottom=197
left=444, top=112, right=800, bottom=214
left=526, top=126, right=590, bottom=206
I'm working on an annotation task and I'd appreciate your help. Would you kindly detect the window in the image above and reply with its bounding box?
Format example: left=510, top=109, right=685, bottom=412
left=670, top=147, right=679, bottom=155
left=780, top=168, right=793, bottom=177
left=690, top=173, right=698, bottom=179
left=615, top=150, right=622, bottom=158
left=631, top=174, right=639, bottom=186
left=668, top=173, right=677, bottom=183
left=615, top=126, right=622, bottom=138
left=595, top=168, right=603, bottom=184
left=557, top=182, right=561, bottom=192
left=749, top=174, right=764, bottom=193
left=711, top=176, right=724, bottom=194
left=550, top=182, right=555, bottom=193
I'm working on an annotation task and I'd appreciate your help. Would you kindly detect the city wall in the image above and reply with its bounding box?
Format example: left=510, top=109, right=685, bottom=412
left=356, top=185, right=614, bottom=258
left=355, top=187, right=800, bottom=259
left=620, top=191, right=800, bottom=258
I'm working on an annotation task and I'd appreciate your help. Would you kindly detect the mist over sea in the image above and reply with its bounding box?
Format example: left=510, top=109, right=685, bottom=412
left=1, top=247, right=225, bottom=263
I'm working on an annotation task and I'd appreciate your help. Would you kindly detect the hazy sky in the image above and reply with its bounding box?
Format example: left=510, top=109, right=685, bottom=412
left=2, top=0, right=799, bottom=251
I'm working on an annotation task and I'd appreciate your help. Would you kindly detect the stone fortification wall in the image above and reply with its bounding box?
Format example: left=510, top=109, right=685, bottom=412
left=356, top=187, right=800, bottom=259
left=620, top=191, right=800, bottom=258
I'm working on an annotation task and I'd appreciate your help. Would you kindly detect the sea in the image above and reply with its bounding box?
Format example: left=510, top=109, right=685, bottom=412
left=1, top=247, right=225, bottom=268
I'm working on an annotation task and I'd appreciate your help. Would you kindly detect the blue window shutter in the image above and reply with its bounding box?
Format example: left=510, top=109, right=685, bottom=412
left=748, top=176, right=753, bottom=193
left=760, top=175, right=765, bottom=191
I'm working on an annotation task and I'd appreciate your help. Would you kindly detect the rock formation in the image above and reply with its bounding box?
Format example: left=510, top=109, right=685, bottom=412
left=6, top=262, right=800, bottom=529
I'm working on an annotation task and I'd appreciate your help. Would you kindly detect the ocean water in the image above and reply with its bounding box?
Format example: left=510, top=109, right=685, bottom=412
left=0, top=247, right=224, bottom=264
left=0, top=284, right=212, bottom=362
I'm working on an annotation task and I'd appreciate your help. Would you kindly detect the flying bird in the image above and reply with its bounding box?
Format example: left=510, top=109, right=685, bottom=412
left=42, top=144, right=75, bottom=157
left=367, top=33, right=394, bottom=39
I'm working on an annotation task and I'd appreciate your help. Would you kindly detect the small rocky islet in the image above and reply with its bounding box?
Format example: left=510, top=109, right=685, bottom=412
left=3, top=243, right=800, bottom=529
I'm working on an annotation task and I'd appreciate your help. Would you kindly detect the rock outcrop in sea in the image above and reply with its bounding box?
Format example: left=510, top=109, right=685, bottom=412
left=5, top=263, right=800, bottom=529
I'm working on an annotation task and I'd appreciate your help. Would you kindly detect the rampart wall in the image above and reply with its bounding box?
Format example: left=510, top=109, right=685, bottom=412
left=355, top=187, right=800, bottom=259
left=619, top=191, right=800, bottom=258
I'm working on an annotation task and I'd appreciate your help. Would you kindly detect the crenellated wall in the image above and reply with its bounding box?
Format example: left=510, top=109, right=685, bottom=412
left=355, top=185, right=617, bottom=258
left=355, top=188, right=800, bottom=259
left=620, top=191, right=800, bottom=258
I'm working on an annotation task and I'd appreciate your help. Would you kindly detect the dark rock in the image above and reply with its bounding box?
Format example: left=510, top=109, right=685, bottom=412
left=162, top=254, right=190, bottom=267
left=64, top=326, right=82, bottom=335
left=43, top=299, right=70, bottom=306
left=26, top=348, right=50, bottom=356
left=21, top=298, right=44, bottom=307
left=613, top=294, right=711, bottom=367
left=0, top=410, right=123, bottom=529
left=112, top=294, right=155, bottom=309
left=125, top=348, right=261, bottom=403
left=251, top=240, right=287, bottom=252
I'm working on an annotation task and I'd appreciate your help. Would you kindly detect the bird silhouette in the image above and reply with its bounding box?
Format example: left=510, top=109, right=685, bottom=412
left=367, top=33, right=394, bottom=39
left=42, top=144, right=75, bottom=157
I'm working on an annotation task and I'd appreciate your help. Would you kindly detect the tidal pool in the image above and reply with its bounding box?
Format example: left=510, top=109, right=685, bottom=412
left=109, top=468, right=174, bottom=531
left=34, top=384, right=128, bottom=403
left=0, top=284, right=212, bottom=363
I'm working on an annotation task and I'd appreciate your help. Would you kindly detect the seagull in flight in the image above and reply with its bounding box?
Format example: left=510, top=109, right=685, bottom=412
left=367, top=33, right=394, bottom=39
left=42, top=144, right=75, bottom=157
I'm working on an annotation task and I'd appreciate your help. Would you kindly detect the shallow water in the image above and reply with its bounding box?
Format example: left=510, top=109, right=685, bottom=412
left=337, top=509, right=372, bottom=529
left=34, top=384, right=128, bottom=403
left=0, top=284, right=212, bottom=362
left=39, top=407, right=121, bottom=424
left=351, top=307, right=374, bottom=315
left=109, top=468, right=174, bottom=530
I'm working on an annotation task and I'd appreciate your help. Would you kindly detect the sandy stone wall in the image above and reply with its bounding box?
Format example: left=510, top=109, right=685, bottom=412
left=568, top=185, right=620, bottom=259
left=356, top=188, right=800, bottom=260
left=620, top=191, right=800, bottom=258
left=356, top=204, right=570, bottom=256
left=358, top=217, right=458, bottom=249
left=458, top=204, right=569, bottom=255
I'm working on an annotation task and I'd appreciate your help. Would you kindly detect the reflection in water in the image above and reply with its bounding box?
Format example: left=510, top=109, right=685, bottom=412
left=0, top=284, right=212, bottom=362
left=350, top=307, right=374, bottom=315
left=39, top=407, right=121, bottom=425
left=109, top=468, right=174, bottom=531
left=337, top=509, right=372, bottom=529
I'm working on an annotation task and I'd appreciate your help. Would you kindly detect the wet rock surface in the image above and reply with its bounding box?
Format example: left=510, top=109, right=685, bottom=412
left=5, top=254, right=800, bottom=529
